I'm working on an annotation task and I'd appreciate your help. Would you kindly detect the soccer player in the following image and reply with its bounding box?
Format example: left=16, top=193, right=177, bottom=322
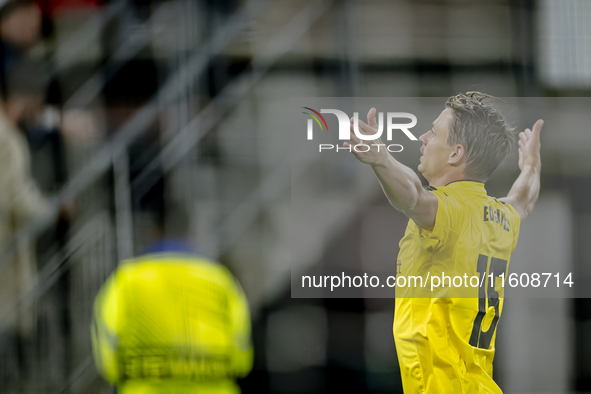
left=91, top=209, right=253, bottom=394
left=345, top=92, right=542, bottom=393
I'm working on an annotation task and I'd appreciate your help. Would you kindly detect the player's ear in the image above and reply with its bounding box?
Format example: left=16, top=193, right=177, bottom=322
left=448, top=144, right=465, bottom=166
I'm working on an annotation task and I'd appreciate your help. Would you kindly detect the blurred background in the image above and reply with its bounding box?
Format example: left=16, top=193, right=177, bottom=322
left=0, top=0, right=589, bottom=392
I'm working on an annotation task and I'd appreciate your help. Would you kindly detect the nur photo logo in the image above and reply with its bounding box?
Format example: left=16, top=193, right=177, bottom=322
left=302, top=107, right=418, bottom=152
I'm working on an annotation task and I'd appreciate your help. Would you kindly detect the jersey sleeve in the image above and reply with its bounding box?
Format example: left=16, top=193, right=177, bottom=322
left=91, top=272, right=122, bottom=384
left=419, top=186, right=464, bottom=240
left=404, top=186, right=464, bottom=283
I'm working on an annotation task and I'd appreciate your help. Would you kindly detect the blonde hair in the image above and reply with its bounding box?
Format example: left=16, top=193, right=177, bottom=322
left=445, top=92, right=515, bottom=181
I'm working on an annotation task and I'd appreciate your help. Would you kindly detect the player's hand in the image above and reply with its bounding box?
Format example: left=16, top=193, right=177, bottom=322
left=344, top=108, right=388, bottom=166
left=518, top=119, right=543, bottom=172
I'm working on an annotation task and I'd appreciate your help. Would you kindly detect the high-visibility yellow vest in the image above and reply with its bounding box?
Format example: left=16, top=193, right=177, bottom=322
left=91, top=252, right=253, bottom=394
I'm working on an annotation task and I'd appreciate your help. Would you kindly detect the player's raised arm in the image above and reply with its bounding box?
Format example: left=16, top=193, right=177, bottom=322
left=500, top=119, right=543, bottom=223
left=345, top=108, right=437, bottom=230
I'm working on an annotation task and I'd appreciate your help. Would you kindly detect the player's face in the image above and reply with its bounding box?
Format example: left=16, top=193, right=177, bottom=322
left=417, top=108, right=455, bottom=182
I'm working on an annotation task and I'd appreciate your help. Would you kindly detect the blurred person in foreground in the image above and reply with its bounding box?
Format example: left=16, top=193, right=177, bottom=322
left=345, top=92, right=542, bottom=393
left=0, top=59, right=52, bottom=387
left=92, top=208, right=253, bottom=394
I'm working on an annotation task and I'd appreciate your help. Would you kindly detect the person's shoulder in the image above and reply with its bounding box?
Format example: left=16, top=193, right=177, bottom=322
left=424, top=184, right=455, bottom=197
left=0, top=119, right=15, bottom=145
left=423, top=184, right=463, bottom=208
left=0, top=113, right=18, bottom=137
left=0, top=115, right=26, bottom=158
left=419, top=184, right=467, bottom=234
left=119, top=253, right=236, bottom=282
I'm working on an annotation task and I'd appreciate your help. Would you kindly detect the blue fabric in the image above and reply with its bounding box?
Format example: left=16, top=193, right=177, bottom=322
left=143, top=239, right=196, bottom=255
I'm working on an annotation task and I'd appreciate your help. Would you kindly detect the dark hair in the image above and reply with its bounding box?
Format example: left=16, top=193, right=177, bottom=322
left=445, top=92, right=516, bottom=181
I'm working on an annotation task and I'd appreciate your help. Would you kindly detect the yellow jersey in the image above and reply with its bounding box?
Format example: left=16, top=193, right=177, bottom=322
left=394, top=181, right=520, bottom=394
left=91, top=251, right=253, bottom=394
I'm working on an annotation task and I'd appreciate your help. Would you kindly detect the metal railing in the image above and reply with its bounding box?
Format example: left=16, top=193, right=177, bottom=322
left=0, top=0, right=272, bottom=274
left=0, top=0, right=337, bottom=392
